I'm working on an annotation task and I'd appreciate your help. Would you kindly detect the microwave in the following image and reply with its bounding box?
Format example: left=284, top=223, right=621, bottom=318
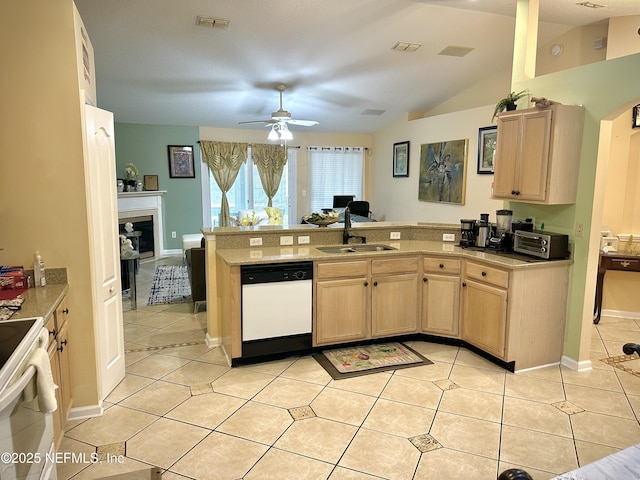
left=513, top=230, right=569, bottom=260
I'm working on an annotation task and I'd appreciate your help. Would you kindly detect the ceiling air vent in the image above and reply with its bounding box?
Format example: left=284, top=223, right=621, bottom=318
left=392, top=42, right=422, bottom=52
left=196, top=16, right=230, bottom=29
left=576, top=2, right=606, bottom=8
left=438, top=46, right=474, bottom=57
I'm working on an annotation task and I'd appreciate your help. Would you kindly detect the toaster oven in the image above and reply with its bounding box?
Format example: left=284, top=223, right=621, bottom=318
left=513, top=230, right=569, bottom=260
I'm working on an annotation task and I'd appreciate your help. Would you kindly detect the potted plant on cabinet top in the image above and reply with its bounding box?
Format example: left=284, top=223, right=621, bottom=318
left=492, top=90, right=529, bottom=121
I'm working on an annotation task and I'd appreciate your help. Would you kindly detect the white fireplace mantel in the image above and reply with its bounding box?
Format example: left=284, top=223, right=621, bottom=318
left=117, top=191, right=166, bottom=258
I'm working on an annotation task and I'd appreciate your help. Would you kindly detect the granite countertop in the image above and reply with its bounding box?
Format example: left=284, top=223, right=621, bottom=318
left=216, top=240, right=572, bottom=270
left=10, top=284, right=68, bottom=321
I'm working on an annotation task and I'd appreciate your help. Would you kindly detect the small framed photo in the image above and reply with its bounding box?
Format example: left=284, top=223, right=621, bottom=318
left=168, top=145, right=195, bottom=178
left=633, top=105, right=640, bottom=129
left=143, top=175, right=158, bottom=191
left=477, top=126, right=497, bottom=174
left=392, top=141, right=410, bottom=177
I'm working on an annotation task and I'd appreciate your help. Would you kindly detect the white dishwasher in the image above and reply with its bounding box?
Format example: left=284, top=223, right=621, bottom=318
left=241, top=261, right=313, bottom=359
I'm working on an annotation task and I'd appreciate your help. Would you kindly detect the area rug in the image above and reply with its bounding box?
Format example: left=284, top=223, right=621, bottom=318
left=147, top=265, right=192, bottom=305
left=313, top=342, right=432, bottom=380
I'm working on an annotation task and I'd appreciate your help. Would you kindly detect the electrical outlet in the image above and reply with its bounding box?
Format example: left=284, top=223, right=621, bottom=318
left=280, top=236, right=294, bottom=246
left=443, top=233, right=456, bottom=242
left=575, top=223, right=584, bottom=238
left=171, top=231, right=176, bottom=238
left=249, top=237, right=263, bottom=246
left=298, top=236, right=310, bottom=244
left=390, top=231, right=401, bottom=240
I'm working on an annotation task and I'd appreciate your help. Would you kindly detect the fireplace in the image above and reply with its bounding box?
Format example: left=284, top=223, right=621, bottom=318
left=117, top=191, right=165, bottom=260
left=119, top=215, right=154, bottom=259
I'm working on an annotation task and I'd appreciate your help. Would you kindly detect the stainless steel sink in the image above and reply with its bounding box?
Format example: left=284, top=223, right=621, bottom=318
left=317, top=244, right=397, bottom=254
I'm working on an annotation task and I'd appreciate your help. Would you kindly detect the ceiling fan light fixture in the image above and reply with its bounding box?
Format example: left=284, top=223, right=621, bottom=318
left=267, top=126, right=279, bottom=141
left=279, top=124, right=293, bottom=141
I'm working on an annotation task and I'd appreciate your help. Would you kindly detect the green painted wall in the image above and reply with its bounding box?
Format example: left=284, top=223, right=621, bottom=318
left=511, top=52, right=640, bottom=361
left=114, top=123, right=203, bottom=250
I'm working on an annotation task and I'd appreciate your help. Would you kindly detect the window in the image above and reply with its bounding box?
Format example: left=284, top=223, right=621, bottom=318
left=204, top=147, right=297, bottom=226
left=308, top=146, right=365, bottom=212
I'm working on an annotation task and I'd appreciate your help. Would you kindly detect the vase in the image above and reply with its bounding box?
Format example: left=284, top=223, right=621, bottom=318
left=135, top=181, right=143, bottom=192
left=116, top=179, right=124, bottom=193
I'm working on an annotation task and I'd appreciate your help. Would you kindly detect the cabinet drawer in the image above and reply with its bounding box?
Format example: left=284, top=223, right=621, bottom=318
left=372, top=256, right=418, bottom=275
left=423, top=256, right=461, bottom=274
left=465, top=261, right=509, bottom=289
left=317, top=260, right=369, bottom=279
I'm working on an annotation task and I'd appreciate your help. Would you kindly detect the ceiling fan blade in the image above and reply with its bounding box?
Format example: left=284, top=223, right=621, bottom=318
left=287, top=119, right=319, bottom=126
left=238, top=119, right=273, bottom=125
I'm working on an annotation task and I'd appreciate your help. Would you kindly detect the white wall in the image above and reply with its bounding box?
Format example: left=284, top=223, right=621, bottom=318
left=607, top=15, right=640, bottom=60
left=371, top=105, right=503, bottom=223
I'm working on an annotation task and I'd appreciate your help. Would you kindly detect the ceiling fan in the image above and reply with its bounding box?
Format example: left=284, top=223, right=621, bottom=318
left=239, top=85, right=318, bottom=140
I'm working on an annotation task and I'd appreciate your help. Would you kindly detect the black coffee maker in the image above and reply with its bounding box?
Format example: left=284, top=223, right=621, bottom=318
left=460, top=219, right=476, bottom=247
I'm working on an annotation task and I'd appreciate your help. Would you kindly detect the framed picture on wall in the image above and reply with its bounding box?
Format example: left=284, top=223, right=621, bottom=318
left=168, top=145, right=195, bottom=178
left=477, top=126, right=497, bottom=174
left=633, top=104, right=640, bottom=129
left=392, top=141, right=410, bottom=177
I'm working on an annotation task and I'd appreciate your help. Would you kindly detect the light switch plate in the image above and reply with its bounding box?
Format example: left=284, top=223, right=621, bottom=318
left=443, top=233, right=456, bottom=242
left=249, top=237, right=263, bottom=246
left=390, top=231, right=401, bottom=240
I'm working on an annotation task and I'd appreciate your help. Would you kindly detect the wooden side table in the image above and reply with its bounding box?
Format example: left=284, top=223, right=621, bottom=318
left=594, top=252, right=640, bottom=324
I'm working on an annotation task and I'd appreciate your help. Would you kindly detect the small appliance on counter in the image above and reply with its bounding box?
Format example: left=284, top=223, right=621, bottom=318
left=487, top=209, right=513, bottom=252
left=513, top=230, right=569, bottom=260
left=460, top=219, right=476, bottom=247
left=475, top=213, right=490, bottom=248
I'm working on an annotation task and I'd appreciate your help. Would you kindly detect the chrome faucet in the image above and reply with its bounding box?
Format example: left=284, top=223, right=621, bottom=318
left=342, top=207, right=366, bottom=245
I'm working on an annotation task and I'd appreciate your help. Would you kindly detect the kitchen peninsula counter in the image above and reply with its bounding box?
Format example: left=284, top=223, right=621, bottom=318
left=216, top=240, right=572, bottom=270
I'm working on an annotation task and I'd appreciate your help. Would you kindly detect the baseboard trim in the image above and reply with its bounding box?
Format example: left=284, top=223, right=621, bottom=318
left=206, top=334, right=221, bottom=347
left=601, top=309, right=640, bottom=320
left=69, top=403, right=104, bottom=420
left=162, top=248, right=183, bottom=257
left=561, top=355, right=592, bottom=372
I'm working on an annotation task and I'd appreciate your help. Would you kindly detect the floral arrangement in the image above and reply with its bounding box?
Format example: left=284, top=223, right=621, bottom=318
left=239, top=210, right=264, bottom=226
left=264, top=207, right=283, bottom=225
left=124, top=163, right=139, bottom=181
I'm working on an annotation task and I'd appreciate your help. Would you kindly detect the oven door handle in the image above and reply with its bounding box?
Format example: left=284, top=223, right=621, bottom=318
left=0, top=365, right=36, bottom=411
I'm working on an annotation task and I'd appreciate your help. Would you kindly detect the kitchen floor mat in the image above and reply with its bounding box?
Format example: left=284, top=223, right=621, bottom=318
left=147, top=265, right=192, bottom=305
left=313, top=342, right=432, bottom=380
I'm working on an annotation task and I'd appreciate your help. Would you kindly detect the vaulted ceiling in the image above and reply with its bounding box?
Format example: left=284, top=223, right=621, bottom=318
left=74, top=0, right=640, bottom=134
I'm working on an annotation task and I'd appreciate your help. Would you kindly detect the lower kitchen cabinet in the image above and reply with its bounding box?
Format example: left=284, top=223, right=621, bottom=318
left=371, top=257, right=419, bottom=337
left=46, top=295, right=72, bottom=448
left=315, top=276, right=369, bottom=345
left=314, top=256, right=420, bottom=346
left=421, top=256, right=461, bottom=337
left=461, top=278, right=508, bottom=358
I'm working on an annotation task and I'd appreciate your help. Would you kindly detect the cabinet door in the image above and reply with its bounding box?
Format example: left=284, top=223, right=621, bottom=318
left=315, top=277, right=369, bottom=345
left=55, top=315, right=73, bottom=428
left=517, top=109, right=552, bottom=201
left=461, top=279, right=507, bottom=358
left=493, top=113, right=522, bottom=199
left=371, top=273, right=419, bottom=337
left=422, top=274, right=460, bottom=336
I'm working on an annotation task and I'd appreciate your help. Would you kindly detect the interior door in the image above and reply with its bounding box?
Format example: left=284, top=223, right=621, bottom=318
left=84, top=104, right=125, bottom=399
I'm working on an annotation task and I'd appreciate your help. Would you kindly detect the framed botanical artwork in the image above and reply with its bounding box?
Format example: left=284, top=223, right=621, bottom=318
left=477, top=126, right=497, bottom=174
left=633, top=104, right=640, bottom=129
left=418, top=139, right=468, bottom=205
left=393, top=141, right=410, bottom=177
left=168, top=145, right=195, bottom=178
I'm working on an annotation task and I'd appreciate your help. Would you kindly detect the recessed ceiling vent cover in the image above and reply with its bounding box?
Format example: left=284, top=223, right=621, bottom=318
left=576, top=1, right=606, bottom=8
left=438, top=46, right=474, bottom=57
left=392, top=42, right=422, bottom=52
left=196, top=16, right=230, bottom=29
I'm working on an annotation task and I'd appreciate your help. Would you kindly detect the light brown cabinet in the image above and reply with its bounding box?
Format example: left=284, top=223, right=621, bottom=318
left=421, top=257, right=461, bottom=337
left=314, top=256, right=420, bottom=346
left=46, top=296, right=72, bottom=448
left=492, top=104, right=584, bottom=204
left=315, top=260, right=369, bottom=346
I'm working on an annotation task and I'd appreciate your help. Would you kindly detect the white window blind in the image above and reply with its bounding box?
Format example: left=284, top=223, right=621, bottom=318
left=308, top=146, right=365, bottom=212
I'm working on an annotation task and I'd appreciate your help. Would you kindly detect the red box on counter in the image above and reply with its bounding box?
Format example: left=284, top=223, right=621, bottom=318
left=0, top=266, right=27, bottom=289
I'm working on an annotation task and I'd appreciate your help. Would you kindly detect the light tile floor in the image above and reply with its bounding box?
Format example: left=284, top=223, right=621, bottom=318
left=57, top=255, right=640, bottom=479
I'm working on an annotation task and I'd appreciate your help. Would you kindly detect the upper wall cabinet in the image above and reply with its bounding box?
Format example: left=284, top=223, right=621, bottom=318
left=492, top=104, right=585, bottom=204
